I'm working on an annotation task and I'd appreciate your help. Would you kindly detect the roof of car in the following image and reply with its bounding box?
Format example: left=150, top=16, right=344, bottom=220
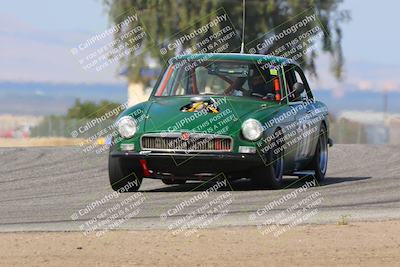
left=173, top=53, right=297, bottom=65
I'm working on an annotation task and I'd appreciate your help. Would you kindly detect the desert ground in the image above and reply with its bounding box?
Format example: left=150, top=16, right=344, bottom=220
left=1, top=220, right=400, bottom=266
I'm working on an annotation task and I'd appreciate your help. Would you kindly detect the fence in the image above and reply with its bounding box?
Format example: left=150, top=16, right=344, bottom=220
left=27, top=116, right=397, bottom=145
left=30, top=117, right=115, bottom=140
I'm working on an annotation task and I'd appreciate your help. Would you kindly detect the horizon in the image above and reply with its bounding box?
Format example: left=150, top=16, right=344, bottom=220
left=0, top=80, right=399, bottom=117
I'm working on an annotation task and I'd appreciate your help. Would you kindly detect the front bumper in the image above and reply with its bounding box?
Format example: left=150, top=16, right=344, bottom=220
left=111, top=150, right=264, bottom=178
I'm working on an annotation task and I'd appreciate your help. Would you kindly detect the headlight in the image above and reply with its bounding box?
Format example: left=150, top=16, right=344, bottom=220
left=241, top=119, right=263, bottom=141
left=116, top=116, right=137, bottom=139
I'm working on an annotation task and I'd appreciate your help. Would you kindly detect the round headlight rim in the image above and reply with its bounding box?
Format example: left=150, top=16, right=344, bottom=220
left=117, top=115, right=137, bottom=139
left=241, top=118, right=263, bottom=141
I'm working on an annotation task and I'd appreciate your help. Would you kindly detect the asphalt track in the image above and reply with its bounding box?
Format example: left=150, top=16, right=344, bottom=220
left=0, top=144, right=399, bottom=232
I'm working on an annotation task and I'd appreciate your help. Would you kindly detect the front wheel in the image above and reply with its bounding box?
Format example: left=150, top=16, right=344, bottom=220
left=108, top=156, right=143, bottom=192
left=251, top=130, right=284, bottom=189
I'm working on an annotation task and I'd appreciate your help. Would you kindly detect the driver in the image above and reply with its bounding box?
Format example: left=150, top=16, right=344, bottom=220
left=224, top=77, right=246, bottom=96
left=250, top=69, right=275, bottom=98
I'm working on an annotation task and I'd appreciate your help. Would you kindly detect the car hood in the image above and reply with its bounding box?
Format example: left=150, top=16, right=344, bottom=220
left=140, top=96, right=278, bottom=133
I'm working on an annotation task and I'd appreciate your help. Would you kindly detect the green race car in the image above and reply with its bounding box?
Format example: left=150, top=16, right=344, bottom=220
left=109, top=53, right=332, bottom=191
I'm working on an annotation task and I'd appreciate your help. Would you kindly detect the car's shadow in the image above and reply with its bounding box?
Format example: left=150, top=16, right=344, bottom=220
left=141, top=176, right=371, bottom=192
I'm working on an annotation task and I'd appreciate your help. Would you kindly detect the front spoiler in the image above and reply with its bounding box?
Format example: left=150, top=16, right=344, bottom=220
left=110, top=150, right=264, bottom=177
left=111, top=150, right=261, bottom=161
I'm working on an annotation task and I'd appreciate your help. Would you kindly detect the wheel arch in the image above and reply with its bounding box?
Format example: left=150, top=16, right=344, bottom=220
left=321, top=118, right=328, bottom=134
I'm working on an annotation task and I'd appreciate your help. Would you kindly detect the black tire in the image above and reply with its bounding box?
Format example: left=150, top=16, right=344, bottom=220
left=108, top=155, right=143, bottom=192
left=251, top=130, right=284, bottom=189
left=309, top=124, right=328, bottom=181
left=161, top=178, right=187, bottom=185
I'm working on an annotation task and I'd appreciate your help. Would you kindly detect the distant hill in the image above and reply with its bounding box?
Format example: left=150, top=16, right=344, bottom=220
left=0, top=81, right=399, bottom=116
left=0, top=82, right=126, bottom=116
left=313, top=90, right=400, bottom=115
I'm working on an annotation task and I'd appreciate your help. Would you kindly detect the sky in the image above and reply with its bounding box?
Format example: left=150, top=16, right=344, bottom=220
left=0, top=0, right=115, bottom=83
left=313, top=0, right=400, bottom=96
left=0, top=0, right=400, bottom=92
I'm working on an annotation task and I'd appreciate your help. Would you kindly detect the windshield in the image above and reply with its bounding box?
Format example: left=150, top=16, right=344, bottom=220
left=154, top=60, right=281, bottom=101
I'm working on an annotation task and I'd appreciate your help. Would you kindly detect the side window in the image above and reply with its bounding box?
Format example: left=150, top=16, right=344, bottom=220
left=294, top=70, right=308, bottom=100
left=248, top=65, right=280, bottom=100
left=284, top=65, right=313, bottom=102
left=284, top=66, right=297, bottom=102
left=295, top=67, right=313, bottom=100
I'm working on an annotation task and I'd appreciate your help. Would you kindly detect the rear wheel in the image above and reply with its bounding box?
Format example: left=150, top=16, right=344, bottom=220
left=309, top=124, right=328, bottom=181
left=109, top=155, right=142, bottom=192
left=251, top=130, right=284, bottom=189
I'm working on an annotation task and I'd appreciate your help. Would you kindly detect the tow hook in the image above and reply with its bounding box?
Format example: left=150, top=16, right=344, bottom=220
left=139, top=159, right=152, bottom=177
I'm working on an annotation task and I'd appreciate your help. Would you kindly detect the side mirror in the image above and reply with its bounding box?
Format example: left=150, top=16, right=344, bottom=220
left=293, top=82, right=305, bottom=98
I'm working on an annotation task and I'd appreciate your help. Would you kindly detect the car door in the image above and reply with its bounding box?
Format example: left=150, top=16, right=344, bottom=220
left=283, top=65, right=314, bottom=169
left=293, top=66, right=320, bottom=160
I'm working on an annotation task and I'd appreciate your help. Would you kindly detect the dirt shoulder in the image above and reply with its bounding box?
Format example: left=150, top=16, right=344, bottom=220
left=1, top=220, right=399, bottom=267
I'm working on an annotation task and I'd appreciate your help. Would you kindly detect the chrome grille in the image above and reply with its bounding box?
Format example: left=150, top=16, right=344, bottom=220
left=141, top=133, right=232, bottom=152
